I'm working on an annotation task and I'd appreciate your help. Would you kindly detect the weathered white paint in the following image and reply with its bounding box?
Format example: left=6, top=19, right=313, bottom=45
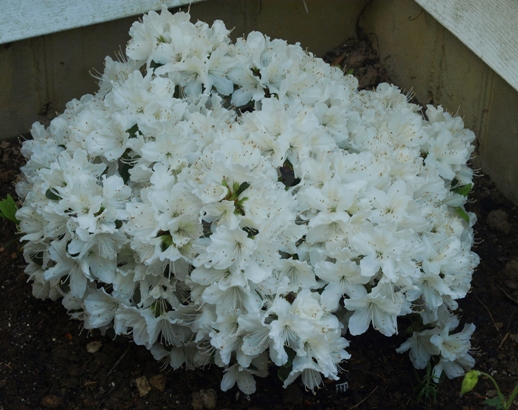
left=0, top=0, right=203, bottom=44
left=415, top=0, right=518, bottom=92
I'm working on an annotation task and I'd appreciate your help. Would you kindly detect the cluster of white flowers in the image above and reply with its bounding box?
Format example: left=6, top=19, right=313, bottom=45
left=16, top=8, right=479, bottom=393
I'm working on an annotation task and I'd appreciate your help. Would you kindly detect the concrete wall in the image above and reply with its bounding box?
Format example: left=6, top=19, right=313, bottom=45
left=362, top=0, right=518, bottom=203
left=0, top=0, right=363, bottom=141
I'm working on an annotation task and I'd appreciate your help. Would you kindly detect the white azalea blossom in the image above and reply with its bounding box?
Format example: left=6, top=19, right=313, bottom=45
left=344, top=285, right=403, bottom=336
left=15, top=8, right=479, bottom=394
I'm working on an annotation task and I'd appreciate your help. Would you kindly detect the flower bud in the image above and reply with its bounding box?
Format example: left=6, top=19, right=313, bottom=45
left=459, top=370, right=480, bottom=397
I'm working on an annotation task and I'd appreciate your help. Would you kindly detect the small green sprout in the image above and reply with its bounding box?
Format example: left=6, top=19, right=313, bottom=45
left=414, top=361, right=440, bottom=403
left=460, top=370, right=518, bottom=409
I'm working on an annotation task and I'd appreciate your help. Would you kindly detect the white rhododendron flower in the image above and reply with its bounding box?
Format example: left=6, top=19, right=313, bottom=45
left=15, top=8, right=479, bottom=394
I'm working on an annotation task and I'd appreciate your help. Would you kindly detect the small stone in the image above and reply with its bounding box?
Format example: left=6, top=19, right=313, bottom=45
left=135, top=376, right=152, bottom=397
left=41, top=395, right=63, bottom=408
left=86, top=340, right=102, bottom=353
left=149, top=374, right=167, bottom=392
left=486, top=389, right=497, bottom=398
left=191, top=392, right=204, bottom=410
left=192, top=389, right=217, bottom=410
left=487, top=209, right=511, bottom=234
left=200, top=389, right=217, bottom=409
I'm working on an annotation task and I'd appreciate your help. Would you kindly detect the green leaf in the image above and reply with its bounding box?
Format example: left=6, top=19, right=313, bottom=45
left=150, top=60, right=164, bottom=70
left=277, top=346, right=296, bottom=382
left=0, top=195, right=19, bottom=224
left=157, top=231, right=174, bottom=252
left=126, top=124, right=140, bottom=138
left=243, top=226, right=259, bottom=238
left=453, top=183, right=472, bottom=197
left=454, top=207, right=470, bottom=223
left=173, top=85, right=183, bottom=99
left=45, top=189, right=61, bottom=201
left=277, top=364, right=291, bottom=382
left=234, top=181, right=250, bottom=197
left=119, top=163, right=130, bottom=184
left=30, top=251, right=44, bottom=266
left=118, top=149, right=135, bottom=184
left=482, top=397, right=504, bottom=409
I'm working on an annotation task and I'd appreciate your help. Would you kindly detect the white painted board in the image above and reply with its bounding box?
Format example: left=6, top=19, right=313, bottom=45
left=0, top=0, right=204, bottom=44
left=415, top=0, right=518, bottom=93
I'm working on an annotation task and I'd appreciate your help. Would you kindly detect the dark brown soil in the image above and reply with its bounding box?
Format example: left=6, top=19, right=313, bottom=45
left=2, top=37, right=518, bottom=410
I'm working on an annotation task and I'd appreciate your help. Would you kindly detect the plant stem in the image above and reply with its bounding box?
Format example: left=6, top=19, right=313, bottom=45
left=505, top=384, right=518, bottom=409
left=479, top=372, right=507, bottom=408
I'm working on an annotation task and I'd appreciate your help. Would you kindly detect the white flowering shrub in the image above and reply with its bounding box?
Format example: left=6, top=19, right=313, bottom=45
left=16, top=8, right=480, bottom=394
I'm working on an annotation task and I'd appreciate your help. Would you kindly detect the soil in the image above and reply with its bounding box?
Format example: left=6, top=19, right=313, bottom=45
left=2, top=36, right=518, bottom=410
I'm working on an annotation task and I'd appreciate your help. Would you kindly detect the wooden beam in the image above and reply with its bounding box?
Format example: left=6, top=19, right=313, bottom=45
left=0, top=0, right=204, bottom=44
left=415, top=0, right=518, bottom=92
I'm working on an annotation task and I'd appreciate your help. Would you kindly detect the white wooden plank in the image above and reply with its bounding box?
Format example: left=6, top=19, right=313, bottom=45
left=0, top=0, right=205, bottom=44
left=415, top=0, right=518, bottom=92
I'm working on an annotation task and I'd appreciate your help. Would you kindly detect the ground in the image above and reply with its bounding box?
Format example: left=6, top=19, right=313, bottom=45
left=1, top=36, right=518, bottom=410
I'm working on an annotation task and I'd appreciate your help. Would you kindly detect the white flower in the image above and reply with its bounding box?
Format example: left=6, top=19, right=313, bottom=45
left=191, top=265, right=245, bottom=289
left=432, top=351, right=475, bottom=381
left=25, top=261, right=61, bottom=301
left=140, top=124, right=196, bottom=170
left=15, top=7, right=480, bottom=395
left=114, top=305, right=156, bottom=348
left=315, top=259, right=368, bottom=311
left=85, top=113, right=132, bottom=161
left=350, top=224, right=423, bottom=282
left=238, top=311, right=271, bottom=356
left=364, top=179, right=416, bottom=229
left=396, top=328, right=440, bottom=369
left=202, top=284, right=260, bottom=315
left=84, top=287, right=121, bottom=328
left=344, top=285, right=402, bottom=336
left=267, top=297, right=314, bottom=366
left=196, top=182, right=229, bottom=205
left=274, top=259, right=319, bottom=294
left=195, top=226, right=256, bottom=271
left=201, top=200, right=241, bottom=230
left=220, top=354, right=268, bottom=394
left=210, top=310, right=242, bottom=365
left=283, top=356, right=324, bottom=391
left=17, top=205, right=46, bottom=242
left=200, top=47, right=235, bottom=96
left=424, top=127, right=472, bottom=182
left=430, top=323, right=475, bottom=363
left=45, top=239, right=89, bottom=298
left=301, top=178, right=361, bottom=216
left=306, top=212, right=350, bottom=244
left=291, top=289, right=325, bottom=322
